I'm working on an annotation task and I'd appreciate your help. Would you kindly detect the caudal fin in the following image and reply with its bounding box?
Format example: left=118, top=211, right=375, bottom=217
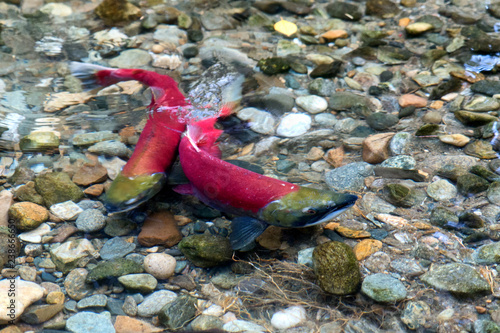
left=69, top=61, right=115, bottom=89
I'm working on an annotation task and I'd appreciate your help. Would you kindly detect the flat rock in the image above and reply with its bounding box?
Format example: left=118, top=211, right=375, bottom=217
left=0, top=278, right=45, bottom=323
left=138, top=211, right=182, bottom=247
left=50, top=201, right=83, bottom=220
left=66, top=311, right=115, bottom=333
left=420, top=263, right=491, bottom=296
left=137, top=290, right=177, bottom=317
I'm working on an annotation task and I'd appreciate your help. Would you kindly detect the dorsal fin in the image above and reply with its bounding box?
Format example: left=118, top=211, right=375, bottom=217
left=185, top=117, right=223, bottom=158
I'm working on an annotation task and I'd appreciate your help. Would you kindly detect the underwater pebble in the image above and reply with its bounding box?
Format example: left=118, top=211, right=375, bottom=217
left=143, top=253, right=177, bottom=279
left=295, top=95, right=328, bottom=114
left=75, top=209, right=106, bottom=232
left=237, top=107, right=275, bottom=134
left=276, top=114, right=311, bottom=137
left=361, top=273, right=407, bottom=302
left=66, top=311, right=114, bottom=333
left=271, top=305, right=307, bottom=330
left=50, top=200, right=83, bottom=220
left=426, top=179, right=457, bottom=201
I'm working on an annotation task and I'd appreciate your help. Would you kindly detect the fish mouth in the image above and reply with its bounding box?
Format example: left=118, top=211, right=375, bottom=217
left=310, top=193, right=358, bottom=225
left=104, top=172, right=166, bottom=214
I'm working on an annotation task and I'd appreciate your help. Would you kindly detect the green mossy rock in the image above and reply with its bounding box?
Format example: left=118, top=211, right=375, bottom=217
left=19, top=132, right=60, bottom=152
left=312, top=241, right=361, bottom=295
left=158, top=295, right=197, bottom=329
left=34, top=172, right=84, bottom=207
left=257, top=57, right=291, bottom=75
left=86, top=258, right=144, bottom=282
left=430, top=207, right=458, bottom=228
left=385, top=183, right=416, bottom=207
left=178, top=235, right=233, bottom=268
left=457, top=173, right=490, bottom=195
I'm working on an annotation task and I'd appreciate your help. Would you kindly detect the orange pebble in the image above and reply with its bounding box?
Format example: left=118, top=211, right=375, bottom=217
left=399, top=18, right=411, bottom=27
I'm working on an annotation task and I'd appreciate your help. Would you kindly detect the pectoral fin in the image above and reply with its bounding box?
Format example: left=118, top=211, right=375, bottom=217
left=173, top=184, right=195, bottom=195
left=230, top=217, right=268, bottom=250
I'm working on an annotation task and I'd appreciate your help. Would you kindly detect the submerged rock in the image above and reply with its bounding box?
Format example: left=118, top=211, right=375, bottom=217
left=313, top=241, right=361, bottom=295
left=420, top=263, right=491, bottom=296
left=178, top=235, right=232, bottom=267
left=361, top=273, right=407, bottom=303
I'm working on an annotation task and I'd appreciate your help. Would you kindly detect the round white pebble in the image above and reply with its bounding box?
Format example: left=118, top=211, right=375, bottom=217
left=276, top=114, right=312, bottom=137
left=143, top=253, right=176, bottom=279
left=271, top=305, right=307, bottom=329
left=296, top=95, right=328, bottom=114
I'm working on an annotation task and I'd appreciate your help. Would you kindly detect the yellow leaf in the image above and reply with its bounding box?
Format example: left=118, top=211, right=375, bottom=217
left=274, top=19, right=297, bottom=37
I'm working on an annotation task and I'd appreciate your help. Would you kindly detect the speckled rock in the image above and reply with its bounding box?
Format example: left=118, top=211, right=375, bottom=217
left=86, top=258, right=144, bottom=282
left=118, top=273, right=158, bottom=293
left=361, top=273, right=407, bottom=302
left=313, top=241, right=361, bottom=295
left=158, top=294, right=198, bottom=330
left=426, top=179, right=458, bottom=201
left=178, top=235, right=232, bottom=268
left=66, top=311, right=115, bottom=333
left=8, top=202, right=48, bottom=231
left=75, top=209, right=107, bottom=232
left=51, top=239, right=98, bottom=274
left=137, top=290, right=177, bottom=317
left=420, top=263, right=491, bottom=296
left=34, top=172, right=84, bottom=207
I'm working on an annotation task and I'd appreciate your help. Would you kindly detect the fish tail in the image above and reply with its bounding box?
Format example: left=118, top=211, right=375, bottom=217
left=69, top=61, right=116, bottom=89
left=186, top=117, right=223, bottom=157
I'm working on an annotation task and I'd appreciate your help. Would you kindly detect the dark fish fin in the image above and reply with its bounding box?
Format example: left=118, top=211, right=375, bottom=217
left=173, top=184, right=195, bottom=195
left=230, top=217, right=268, bottom=250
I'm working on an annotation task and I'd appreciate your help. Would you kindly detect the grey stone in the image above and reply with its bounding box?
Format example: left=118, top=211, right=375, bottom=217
left=77, top=294, right=107, bottom=309
left=100, top=237, right=136, bottom=260
left=420, top=263, right=491, bottom=296
left=137, top=290, right=177, bottom=317
left=361, top=273, right=407, bottom=302
left=66, top=311, right=114, bottom=333
left=325, top=162, right=374, bottom=192
left=75, top=209, right=107, bottom=232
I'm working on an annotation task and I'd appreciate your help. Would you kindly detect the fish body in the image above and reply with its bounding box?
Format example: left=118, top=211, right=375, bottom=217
left=70, top=62, right=190, bottom=212
left=177, top=117, right=358, bottom=250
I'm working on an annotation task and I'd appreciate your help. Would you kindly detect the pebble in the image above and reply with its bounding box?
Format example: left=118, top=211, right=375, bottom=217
left=297, top=248, right=315, bottom=267
left=191, top=315, right=224, bottom=330
left=401, top=301, right=431, bottom=330
left=158, top=294, right=198, bottom=329
left=0, top=278, right=45, bottom=322
left=137, top=290, right=177, bottom=317
left=420, top=263, right=491, bottom=296
left=77, top=294, right=108, bottom=309
left=114, top=315, right=163, bottom=333
left=312, top=241, right=361, bottom=295
left=276, top=113, right=312, bottom=137
left=88, top=140, right=130, bottom=157
left=353, top=239, right=383, bottom=261
left=86, top=258, right=143, bottom=282
left=362, top=133, right=395, bottom=164
left=143, top=253, right=176, bottom=279
left=75, top=209, right=107, bottom=232
left=178, top=234, right=232, bottom=268
left=64, top=268, right=92, bottom=301
left=438, top=134, right=470, bottom=147
left=50, top=239, right=98, bottom=274
left=109, top=49, right=152, bottom=68
left=34, top=172, right=84, bottom=207
left=66, top=311, right=115, bottom=333
left=100, top=237, right=136, bottom=260
left=325, top=162, right=374, bottom=192
left=271, top=305, right=307, bottom=330
left=18, top=223, right=51, bottom=243
left=50, top=200, right=83, bottom=220
left=8, top=202, right=48, bottom=231
left=237, top=107, right=275, bottom=134
left=426, top=179, right=458, bottom=201
left=361, top=273, right=407, bottom=303
left=474, top=241, right=500, bottom=264
left=118, top=273, right=158, bottom=293
left=138, top=210, right=182, bottom=247
left=399, top=94, right=427, bottom=108
left=223, top=319, right=267, bottom=333
left=295, top=95, right=328, bottom=114
left=390, top=258, right=425, bottom=275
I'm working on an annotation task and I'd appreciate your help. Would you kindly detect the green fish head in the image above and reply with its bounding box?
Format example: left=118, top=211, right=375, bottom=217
left=260, top=187, right=358, bottom=228
left=104, top=172, right=166, bottom=213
